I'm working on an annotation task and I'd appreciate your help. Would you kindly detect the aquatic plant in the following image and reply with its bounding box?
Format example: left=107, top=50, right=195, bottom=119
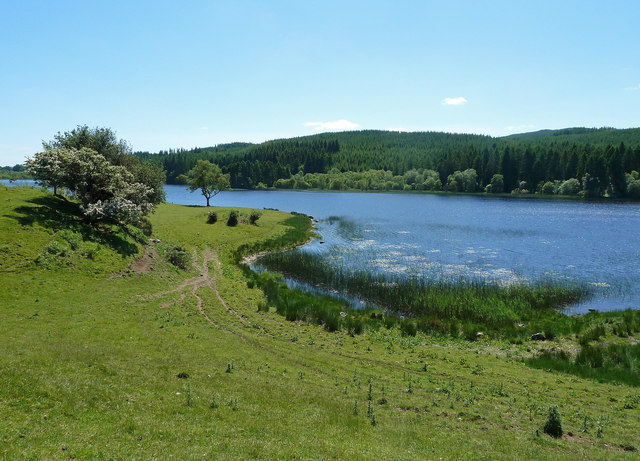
left=256, top=249, right=590, bottom=334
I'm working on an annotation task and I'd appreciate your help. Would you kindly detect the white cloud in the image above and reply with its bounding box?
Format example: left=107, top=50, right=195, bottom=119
left=625, top=83, right=640, bottom=91
left=442, top=97, right=467, bottom=106
left=305, top=119, right=360, bottom=131
left=505, top=124, right=536, bottom=131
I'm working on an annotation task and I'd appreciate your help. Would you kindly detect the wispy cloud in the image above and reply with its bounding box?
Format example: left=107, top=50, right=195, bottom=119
left=505, top=124, right=536, bottom=131
left=442, top=97, right=467, bottom=106
left=625, top=83, right=640, bottom=91
left=305, top=119, right=360, bottom=131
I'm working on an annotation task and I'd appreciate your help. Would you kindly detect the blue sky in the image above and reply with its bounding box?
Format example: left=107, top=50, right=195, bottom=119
left=1, top=0, right=639, bottom=166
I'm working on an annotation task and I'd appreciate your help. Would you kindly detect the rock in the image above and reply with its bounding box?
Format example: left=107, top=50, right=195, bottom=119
left=588, top=308, right=597, bottom=313
left=531, top=332, right=546, bottom=341
left=517, top=323, right=526, bottom=328
left=319, top=241, right=325, bottom=244
left=476, top=332, right=483, bottom=338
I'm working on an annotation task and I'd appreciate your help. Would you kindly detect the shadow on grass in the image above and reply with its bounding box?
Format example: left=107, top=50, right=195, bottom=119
left=6, top=195, right=139, bottom=257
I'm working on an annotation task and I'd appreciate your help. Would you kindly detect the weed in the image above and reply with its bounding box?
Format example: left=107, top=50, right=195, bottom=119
left=210, top=392, right=219, bottom=409
left=185, top=383, right=194, bottom=407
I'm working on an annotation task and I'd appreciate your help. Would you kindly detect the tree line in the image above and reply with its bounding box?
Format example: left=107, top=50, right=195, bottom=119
left=135, top=129, right=640, bottom=199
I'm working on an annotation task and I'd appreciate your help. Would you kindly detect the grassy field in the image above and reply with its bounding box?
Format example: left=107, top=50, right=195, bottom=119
left=1, top=185, right=639, bottom=460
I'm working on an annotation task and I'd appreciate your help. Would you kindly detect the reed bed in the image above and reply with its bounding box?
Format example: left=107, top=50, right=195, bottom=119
left=255, top=249, right=591, bottom=338
left=258, top=251, right=587, bottom=322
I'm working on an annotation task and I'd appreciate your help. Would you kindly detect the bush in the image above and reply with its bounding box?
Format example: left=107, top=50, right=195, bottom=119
left=559, top=178, right=580, bottom=195
left=540, top=181, right=555, bottom=195
left=136, top=217, right=153, bottom=236
left=400, top=320, right=417, bottom=337
left=167, top=245, right=190, bottom=270
left=249, top=211, right=261, bottom=225
left=543, top=406, right=563, bottom=438
left=227, top=211, right=239, bottom=227
left=576, top=345, right=604, bottom=368
left=207, top=211, right=218, bottom=224
left=578, top=324, right=606, bottom=346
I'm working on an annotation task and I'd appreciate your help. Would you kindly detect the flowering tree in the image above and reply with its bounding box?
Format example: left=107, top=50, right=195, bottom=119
left=25, top=148, right=72, bottom=196
left=27, top=147, right=155, bottom=226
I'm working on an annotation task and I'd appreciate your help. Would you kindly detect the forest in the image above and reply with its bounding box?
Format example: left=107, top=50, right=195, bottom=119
left=135, top=127, right=640, bottom=198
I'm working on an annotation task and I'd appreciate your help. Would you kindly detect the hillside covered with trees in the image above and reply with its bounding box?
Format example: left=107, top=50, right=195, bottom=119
left=134, top=127, right=640, bottom=199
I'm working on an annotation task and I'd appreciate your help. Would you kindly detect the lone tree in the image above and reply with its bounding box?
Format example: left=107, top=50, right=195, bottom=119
left=183, top=160, right=230, bottom=206
left=27, top=126, right=165, bottom=226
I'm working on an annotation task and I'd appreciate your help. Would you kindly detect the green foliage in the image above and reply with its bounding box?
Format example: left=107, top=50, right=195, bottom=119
left=579, top=324, right=607, bottom=346
left=256, top=249, right=589, bottom=337
left=184, top=160, right=230, bottom=206
left=135, top=128, right=640, bottom=200
left=540, top=181, right=555, bottom=195
left=136, top=217, right=153, bottom=236
left=167, top=245, right=191, bottom=270
left=27, top=126, right=164, bottom=226
left=543, top=406, right=563, bottom=438
left=227, top=211, right=239, bottom=227
left=249, top=211, right=261, bottom=225
left=207, top=211, right=218, bottom=224
left=527, top=342, right=640, bottom=386
left=0, top=164, right=31, bottom=180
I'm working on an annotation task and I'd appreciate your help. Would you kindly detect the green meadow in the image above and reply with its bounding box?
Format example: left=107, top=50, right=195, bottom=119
left=1, top=185, right=639, bottom=460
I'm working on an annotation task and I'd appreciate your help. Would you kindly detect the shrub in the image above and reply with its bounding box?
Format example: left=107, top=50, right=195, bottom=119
left=543, top=406, right=563, bottom=438
left=542, top=320, right=556, bottom=340
left=400, top=320, right=417, bottom=337
left=136, top=217, right=153, bottom=236
left=167, top=245, right=190, bottom=270
left=576, top=345, right=604, bottom=368
left=578, top=324, right=606, bottom=346
left=540, top=181, right=555, bottom=195
left=559, top=178, right=580, bottom=195
left=249, top=211, right=261, bottom=225
left=59, top=230, right=82, bottom=250
left=227, top=211, right=239, bottom=227
left=207, top=211, right=218, bottom=224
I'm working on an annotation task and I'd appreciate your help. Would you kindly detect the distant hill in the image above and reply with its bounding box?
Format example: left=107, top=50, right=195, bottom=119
left=134, top=127, right=640, bottom=198
left=504, top=127, right=640, bottom=147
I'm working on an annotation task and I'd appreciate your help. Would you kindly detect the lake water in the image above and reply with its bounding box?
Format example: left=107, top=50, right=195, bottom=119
left=5, top=180, right=640, bottom=313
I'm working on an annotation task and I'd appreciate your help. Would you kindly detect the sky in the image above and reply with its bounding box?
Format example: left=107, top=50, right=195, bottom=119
left=1, top=0, right=639, bottom=166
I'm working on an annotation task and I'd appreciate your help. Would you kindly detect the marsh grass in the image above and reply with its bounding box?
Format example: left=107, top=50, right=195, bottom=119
left=255, top=249, right=590, bottom=337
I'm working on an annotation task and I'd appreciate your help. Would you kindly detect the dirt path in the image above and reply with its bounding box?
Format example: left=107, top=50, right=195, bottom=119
left=134, top=247, right=331, bottom=377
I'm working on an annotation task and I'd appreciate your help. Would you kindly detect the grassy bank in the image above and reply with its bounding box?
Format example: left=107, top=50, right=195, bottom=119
left=2, top=185, right=640, bottom=459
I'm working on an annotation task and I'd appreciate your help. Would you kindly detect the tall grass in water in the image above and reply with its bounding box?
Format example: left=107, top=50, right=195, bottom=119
left=257, top=249, right=589, bottom=331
